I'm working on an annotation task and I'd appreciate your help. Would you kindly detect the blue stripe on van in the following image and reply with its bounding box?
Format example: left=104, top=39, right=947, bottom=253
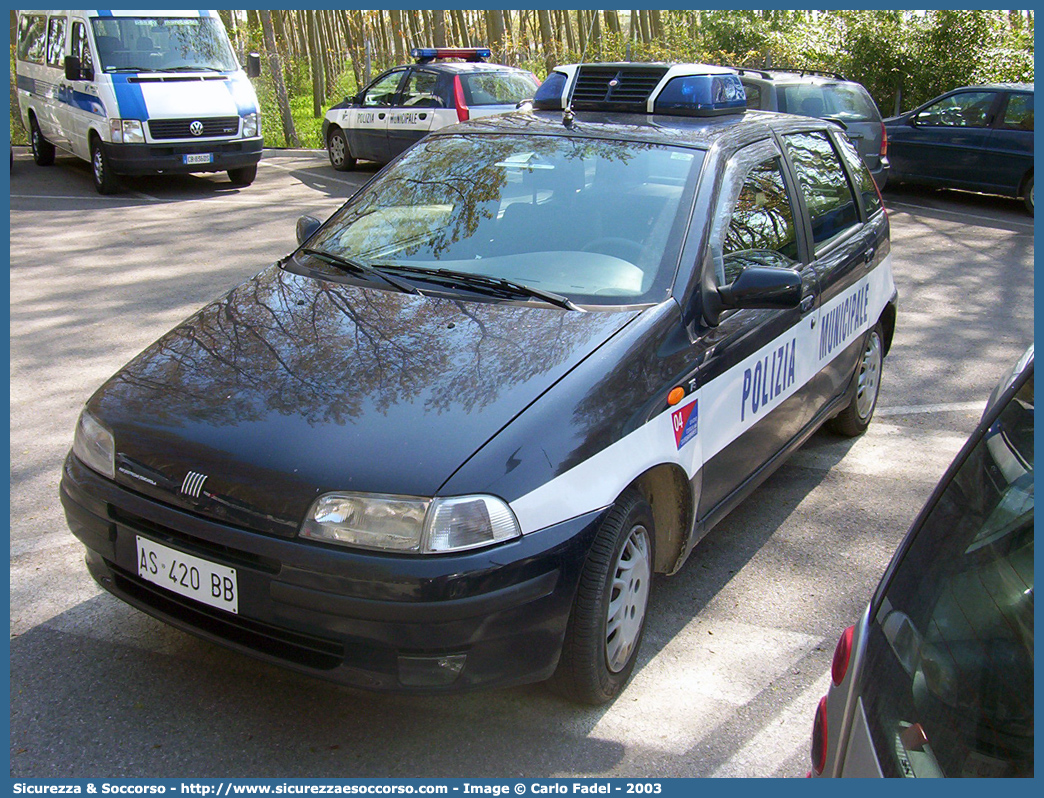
left=56, top=84, right=107, bottom=116
left=110, top=74, right=148, bottom=120
left=225, top=77, right=257, bottom=116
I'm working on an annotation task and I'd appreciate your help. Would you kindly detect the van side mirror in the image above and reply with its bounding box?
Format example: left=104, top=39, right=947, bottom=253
left=296, top=215, right=322, bottom=246
left=246, top=53, right=262, bottom=79
left=717, top=265, right=802, bottom=310
left=64, top=55, right=82, bottom=81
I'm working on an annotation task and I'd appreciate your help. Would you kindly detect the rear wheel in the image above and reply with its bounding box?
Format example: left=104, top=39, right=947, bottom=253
left=327, top=127, right=356, bottom=171
left=1023, top=174, right=1033, bottom=216
left=30, top=116, right=55, bottom=166
left=90, top=138, right=119, bottom=195
left=549, top=489, right=654, bottom=705
left=829, top=322, right=884, bottom=437
left=227, top=164, right=257, bottom=186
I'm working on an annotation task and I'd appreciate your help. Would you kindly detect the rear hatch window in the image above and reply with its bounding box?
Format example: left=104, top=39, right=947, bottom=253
left=780, top=83, right=879, bottom=122
left=460, top=72, right=539, bottom=106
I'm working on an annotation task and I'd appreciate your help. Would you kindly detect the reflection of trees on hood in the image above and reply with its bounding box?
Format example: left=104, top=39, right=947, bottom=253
left=104, top=267, right=622, bottom=429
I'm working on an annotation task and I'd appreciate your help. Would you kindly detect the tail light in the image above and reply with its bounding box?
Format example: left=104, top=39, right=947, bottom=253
left=880, top=123, right=888, bottom=157
left=811, top=695, right=829, bottom=775
left=832, top=625, right=855, bottom=686
left=453, top=76, right=470, bottom=123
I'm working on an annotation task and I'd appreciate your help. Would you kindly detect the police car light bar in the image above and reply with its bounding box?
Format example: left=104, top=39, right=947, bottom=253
left=411, top=47, right=491, bottom=64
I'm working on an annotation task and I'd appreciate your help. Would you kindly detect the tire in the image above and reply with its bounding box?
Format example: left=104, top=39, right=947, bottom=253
left=90, top=138, right=119, bottom=195
left=29, top=117, right=55, bottom=166
left=327, top=127, right=356, bottom=171
left=1023, top=174, right=1033, bottom=217
left=828, top=321, right=884, bottom=437
left=549, top=489, right=654, bottom=705
left=227, top=164, right=257, bottom=186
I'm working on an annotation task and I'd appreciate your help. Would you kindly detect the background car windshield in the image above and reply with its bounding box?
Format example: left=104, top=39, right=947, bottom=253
left=308, top=134, right=704, bottom=305
left=460, top=72, right=539, bottom=105
left=90, top=16, right=236, bottom=72
left=780, top=84, right=878, bottom=121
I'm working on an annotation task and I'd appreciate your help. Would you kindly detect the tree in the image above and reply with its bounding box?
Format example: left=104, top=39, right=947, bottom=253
left=260, top=10, right=298, bottom=147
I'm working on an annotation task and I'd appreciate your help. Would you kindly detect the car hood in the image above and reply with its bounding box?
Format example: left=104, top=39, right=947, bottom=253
left=88, top=266, right=640, bottom=537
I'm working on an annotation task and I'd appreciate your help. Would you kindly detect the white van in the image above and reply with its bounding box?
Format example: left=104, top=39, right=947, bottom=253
left=15, top=10, right=263, bottom=194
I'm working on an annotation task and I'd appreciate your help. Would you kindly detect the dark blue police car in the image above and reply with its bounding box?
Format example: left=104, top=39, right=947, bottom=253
left=61, top=63, right=897, bottom=705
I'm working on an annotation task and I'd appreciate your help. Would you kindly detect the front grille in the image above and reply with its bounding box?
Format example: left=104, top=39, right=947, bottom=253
left=111, top=563, right=345, bottom=670
left=571, top=66, right=670, bottom=112
left=149, top=116, right=240, bottom=140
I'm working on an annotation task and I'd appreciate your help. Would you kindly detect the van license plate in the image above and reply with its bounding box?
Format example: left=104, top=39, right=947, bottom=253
left=136, top=535, right=238, bottom=614
left=183, top=153, right=213, bottom=165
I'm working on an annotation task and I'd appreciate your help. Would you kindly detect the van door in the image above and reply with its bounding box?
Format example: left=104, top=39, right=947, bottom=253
left=42, top=13, right=71, bottom=148
left=58, top=17, right=101, bottom=161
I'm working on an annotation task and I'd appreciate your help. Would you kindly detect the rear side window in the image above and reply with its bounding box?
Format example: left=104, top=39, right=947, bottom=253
left=401, top=71, right=443, bottom=108
left=1000, top=93, right=1034, bottom=131
left=17, top=15, right=48, bottom=64
left=780, top=83, right=879, bottom=122
left=834, top=133, right=883, bottom=217
left=859, top=370, right=1033, bottom=777
left=46, top=16, right=67, bottom=67
left=742, top=83, right=762, bottom=109
left=783, top=131, right=859, bottom=249
left=460, top=72, right=539, bottom=106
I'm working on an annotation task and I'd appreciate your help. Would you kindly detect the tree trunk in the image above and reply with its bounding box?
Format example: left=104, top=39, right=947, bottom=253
left=260, top=10, right=298, bottom=147
left=306, top=11, right=323, bottom=117
left=537, top=10, right=555, bottom=73
left=486, top=10, right=506, bottom=60
left=432, top=10, right=447, bottom=48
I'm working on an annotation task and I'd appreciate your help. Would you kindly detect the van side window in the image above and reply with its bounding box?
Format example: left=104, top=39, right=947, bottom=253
left=783, top=131, right=860, bottom=250
left=17, top=15, right=48, bottom=64
left=71, top=22, right=94, bottom=78
left=721, top=158, right=799, bottom=283
left=46, top=16, right=67, bottom=68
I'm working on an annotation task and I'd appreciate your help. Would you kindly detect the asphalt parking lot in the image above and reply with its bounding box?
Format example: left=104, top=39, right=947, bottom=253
left=9, top=148, right=1035, bottom=778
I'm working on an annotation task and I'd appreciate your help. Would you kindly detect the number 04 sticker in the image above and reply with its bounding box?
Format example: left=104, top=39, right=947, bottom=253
left=136, top=535, right=239, bottom=614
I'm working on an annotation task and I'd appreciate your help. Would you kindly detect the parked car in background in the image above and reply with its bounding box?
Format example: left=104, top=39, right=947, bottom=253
left=885, top=84, right=1034, bottom=215
left=810, top=346, right=1034, bottom=778
left=322, top=47, right=539, bottom=170
left=731, top=67, right=889, bottom=189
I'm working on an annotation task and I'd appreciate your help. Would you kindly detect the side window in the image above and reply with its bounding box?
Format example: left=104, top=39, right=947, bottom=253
left=915, top=92, right=997, bottom=128
left=743, top=83, right=761, bottom=110
left=362, top=71, right=405, bottom=107
left=721, top=159, right=799, bottom=283
left=833, top=132, right=883, bottom=217
left=783, top=131, right=860, bottom=250
left=71, top=22, right=94, bottom=78
left=401, top=71, right=443, bottom=108
left=1000, top=93, right=1033, bottom=131
left=17, top=15, right=49, bottom=64
left=46, top=16, right=67, bottom=68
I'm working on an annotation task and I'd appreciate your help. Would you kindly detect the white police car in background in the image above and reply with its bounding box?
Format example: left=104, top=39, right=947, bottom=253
left=322, top=47, right=539, bottom=170
left=62, top=62, right=897, bottom=705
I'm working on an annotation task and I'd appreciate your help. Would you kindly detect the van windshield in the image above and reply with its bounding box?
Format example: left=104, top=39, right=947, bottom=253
left=90, top=16, right=236, bottom=73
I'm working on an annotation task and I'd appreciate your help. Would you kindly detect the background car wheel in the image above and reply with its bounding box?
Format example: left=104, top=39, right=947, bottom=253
left=1023, top=174, right=1033, bottom=216
left=829, top=321, right=884, bottom=437
left=327, top=128, right=356, bottom=171
left=549, top=488, right=654, bottom=705
left=227, top=165, right=257, bottom=186
left=30, top=117, right=55, bottom=166
left=90, top=138, right=119, bottom=195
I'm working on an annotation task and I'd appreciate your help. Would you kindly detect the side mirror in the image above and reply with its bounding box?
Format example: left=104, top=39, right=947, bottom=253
left=246, top=52, right=262, bottom=79
left=64, top=55, right=81, bottom=81
left=296, top=215, right=322, bottom=246
left=717, top=265, right=802, bottom=311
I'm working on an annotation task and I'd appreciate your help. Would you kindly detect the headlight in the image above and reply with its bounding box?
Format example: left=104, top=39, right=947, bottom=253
left=109, top=119, right=144, bottom=144
left=242, top=112, right=260, bottom=138
left=300, top=493, right=521, bottom=554
left=72, top=410, right=115, bottom=479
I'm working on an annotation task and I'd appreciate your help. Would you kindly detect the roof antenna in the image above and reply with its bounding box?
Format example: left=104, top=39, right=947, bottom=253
left=563, top=12, right=600, bottom=129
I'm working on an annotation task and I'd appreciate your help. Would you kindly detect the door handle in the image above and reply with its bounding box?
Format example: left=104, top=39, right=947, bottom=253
left=418, top=113, right=427, bottom=121
left=378, top=112, right=386, bottom=120
left=864, top=247, right=876, bottom=264
left=800, top=294, right=816, bottom=313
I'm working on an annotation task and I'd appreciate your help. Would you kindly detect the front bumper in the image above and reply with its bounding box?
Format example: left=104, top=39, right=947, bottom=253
left=60, top=453, right=603, bottom=693
left=103, top=138, right=263, bottom=176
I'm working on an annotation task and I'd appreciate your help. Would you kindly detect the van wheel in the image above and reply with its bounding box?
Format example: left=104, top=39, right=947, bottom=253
left=90, top=139, right=119, bottom=195
left=829, top=322, right=884, bottom=437
left=30, top=118, right=55, bottom=166
left=327, top=128, right=355, bottom=171
left=1023, top=174, right=1033, bottom=217
left=549, top=489, right=654, bottom=705
left=228, top=165, right=257, bottom=186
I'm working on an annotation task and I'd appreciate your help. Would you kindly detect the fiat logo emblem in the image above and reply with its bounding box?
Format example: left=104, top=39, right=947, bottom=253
left=189, top=120, right=204, bottom=136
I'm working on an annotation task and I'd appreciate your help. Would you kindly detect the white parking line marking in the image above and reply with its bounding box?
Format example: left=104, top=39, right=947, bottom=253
left=876, top=400, right=985, bottom=417
left=885, top=200, right=1034, bottom=230
left=259, top=158, right=362, bottom=187
left=10, top=193, right=158, bottom=202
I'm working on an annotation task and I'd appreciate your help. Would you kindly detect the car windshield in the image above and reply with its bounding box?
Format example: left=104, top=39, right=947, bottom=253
left=303, top=133, right=704, bottom=306
left=90, top=16, right=236, bottom=73
left=780, top=83, right=879, bottom=122
left=459, top=72, right=539, bottom=106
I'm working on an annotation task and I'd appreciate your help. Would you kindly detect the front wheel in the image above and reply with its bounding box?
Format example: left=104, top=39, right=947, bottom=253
left=227, top=164, right=257, bottom=186
left=90, top=139, right=119, bottom=195
left=549, top=489, right=654, bottom=705
left=828, top=321, right=884, bottom=437
left=327, top=127, right=356, bottom=171
left=1023, top=174, right=1033, bottom=217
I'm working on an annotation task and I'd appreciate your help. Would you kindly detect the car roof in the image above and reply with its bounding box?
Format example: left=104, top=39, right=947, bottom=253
left=953, top=82, right=1034, bottom=92
left=733, top=68, right=856, bottom=85
left=410, top=62, right=530, bottom=74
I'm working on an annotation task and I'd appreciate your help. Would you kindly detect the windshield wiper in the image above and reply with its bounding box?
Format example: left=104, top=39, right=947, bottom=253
left=299, top=248, right=420, bottom=295
left=165, top=65, right=225, bottom=72
left=105, top=66, right=160, bottom=73
left=377, top=265, right=582, bottom=312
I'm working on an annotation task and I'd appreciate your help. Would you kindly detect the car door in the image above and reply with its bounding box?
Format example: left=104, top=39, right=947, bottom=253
left=344, top=69, right=407, bottom=163
left=981, top=90, right=1034, bottom=195
left=385, top=68, right=440, bottom=159
left=695, top=138, right=822, bottom=517
left=60, top=18, right=100, bottom=161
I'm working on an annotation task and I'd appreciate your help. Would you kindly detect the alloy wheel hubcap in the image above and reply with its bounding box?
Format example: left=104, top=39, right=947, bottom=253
left=605, top=524, right=651, bottom=673
left=855, top=333, right=882, bottom=419
left=93, top=151, right=103, bottom=182
left=330, top=136, right=345, bottom=165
